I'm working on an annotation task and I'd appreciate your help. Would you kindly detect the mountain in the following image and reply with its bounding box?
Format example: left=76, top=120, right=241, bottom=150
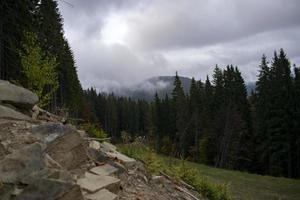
left=123, top=76, right=192, bottom=101
left=116, top=76, right=255, bottom=101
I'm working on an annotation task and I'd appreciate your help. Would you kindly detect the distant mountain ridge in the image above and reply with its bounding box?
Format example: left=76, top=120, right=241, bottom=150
left=117, top=76, right=255, bottom=101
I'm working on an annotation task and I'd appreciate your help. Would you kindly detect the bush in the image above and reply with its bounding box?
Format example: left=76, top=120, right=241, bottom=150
left=81, top=123, right=107, bottom=139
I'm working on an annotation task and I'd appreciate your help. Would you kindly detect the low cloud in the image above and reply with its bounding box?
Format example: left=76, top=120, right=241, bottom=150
left=58, top=0, right=300, bottom=91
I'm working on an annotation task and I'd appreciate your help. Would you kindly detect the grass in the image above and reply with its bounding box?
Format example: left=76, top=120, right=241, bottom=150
left=119, top=143, right=232, bottom=200
left=118, top=143, right=300, bottom=200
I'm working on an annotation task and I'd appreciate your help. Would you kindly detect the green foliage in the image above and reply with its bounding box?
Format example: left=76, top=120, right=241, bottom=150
left=118, top=143, right=232, bottom=200
left=81, top=123, right=108, bottom=139
left=121, top=131, right=131, bottom=143
left=19, top=31, right=59, bottom=107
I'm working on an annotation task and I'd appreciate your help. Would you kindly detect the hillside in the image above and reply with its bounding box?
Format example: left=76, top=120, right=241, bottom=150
left=119, top=143, right=300, bottom=200
left=0, top=80, right=206, bottom=200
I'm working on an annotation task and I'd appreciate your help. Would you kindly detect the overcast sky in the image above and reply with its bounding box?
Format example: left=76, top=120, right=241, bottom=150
left=58, top=0, right=300, bottom=92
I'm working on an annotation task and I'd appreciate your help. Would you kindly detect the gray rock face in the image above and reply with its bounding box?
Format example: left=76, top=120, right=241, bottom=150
left=0, top=80, right=38, bottom=107
left=0, top=143, right=45, bottom=183
left=31, top=123, right=77, bottom=143
left=46, top=130, right=89, bottom=170
left=16, top=178, right=84, bottom=200
left=0, top=105, right=32, bottom=121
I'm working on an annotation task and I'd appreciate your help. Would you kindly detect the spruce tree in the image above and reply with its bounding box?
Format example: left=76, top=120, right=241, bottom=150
left=171, top=72, right=189, bottom=157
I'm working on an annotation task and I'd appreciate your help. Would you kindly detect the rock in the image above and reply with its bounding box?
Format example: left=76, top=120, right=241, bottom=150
left=31, top=123, right=77, bottom=143
left=90, top=164, right=118, bottom=176
left=100, top=142, right=117, bottom=153
left=77, top=172, right=120, bottom=193
left=0, top=143, right=8, bottom=160
left=85, top=189, right=118, bottom=200
left=0, top=105, right=32, bottom=121
left=0, top=184, right=13, bottom=200
left=106, top=151, right=136, bottom=168
left=89, top=140, right=101, bottom=150
left=77, top=130, right=86, bottom=137
left=44, top=153, right=63, bottom=168
left=46, top=131, right=89, bottom=170
left=16, top=178, right=84, bottom=200
left=0, top=143, right=45, bottom=183
left=21, top=168, right=74, bottom=184
left=0, top=80, right=38, bottom=108
left=32, top=105, right=39, bottom=120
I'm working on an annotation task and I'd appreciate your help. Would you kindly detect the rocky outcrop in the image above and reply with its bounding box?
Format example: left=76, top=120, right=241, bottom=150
left=0, top=80, right=38, bottom=121
left=0, top=105, right=32, bottom=121
left=0, top=80, right=38, bottom=108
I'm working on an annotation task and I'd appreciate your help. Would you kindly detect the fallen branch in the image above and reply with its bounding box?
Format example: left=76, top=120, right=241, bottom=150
left=180, top=180, right=196, bottom=191
left=85, top=137, right=111, bottom=141
left=159, top=171, right=173, bottom=181
left=160, top=171, right=196, bottom=190
left=175, top=185, right=201, bottom=200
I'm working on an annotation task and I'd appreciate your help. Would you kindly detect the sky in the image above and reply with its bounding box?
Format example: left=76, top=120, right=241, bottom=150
left=58, top=0, right=300, bottom=92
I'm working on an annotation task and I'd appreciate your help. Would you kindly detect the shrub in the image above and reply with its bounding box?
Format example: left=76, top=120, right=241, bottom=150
left=81, top=123, right=107, bottom=139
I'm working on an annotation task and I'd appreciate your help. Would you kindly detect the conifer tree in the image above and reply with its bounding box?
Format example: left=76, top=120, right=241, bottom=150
left=171, top=72, right=189, bottom=157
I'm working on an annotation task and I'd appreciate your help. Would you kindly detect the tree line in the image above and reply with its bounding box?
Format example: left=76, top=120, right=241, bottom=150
left=1, top=0, right=82, bottom=115
left=83, top=49, right=299, bottom=179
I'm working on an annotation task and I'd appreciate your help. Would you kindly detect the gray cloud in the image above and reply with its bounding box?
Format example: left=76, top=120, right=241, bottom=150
left=58, top=0, right=300, bottom=91
left=127, top=0, right=300, bottom=50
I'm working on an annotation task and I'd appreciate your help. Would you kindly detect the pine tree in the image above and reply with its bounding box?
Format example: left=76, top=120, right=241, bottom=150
left=268, top=49, right=293, bottom=177
left=189, top=78, right=201, bottom=161
left=293, top=66, right=300, bottom=177
left=0, top=0, right=38, bottom=82
left=154, top=93, right=163, bottom=152
left=171, top=72, right=189, bottom=157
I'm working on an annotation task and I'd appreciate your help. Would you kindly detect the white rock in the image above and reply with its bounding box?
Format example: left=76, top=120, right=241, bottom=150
left=90, top=164, right=118, bottom=176
left=85, top=188, right=117, bottom=200
left=89, top=140, right=101, bottom=150
left=77, top=172, right=120, bottom=193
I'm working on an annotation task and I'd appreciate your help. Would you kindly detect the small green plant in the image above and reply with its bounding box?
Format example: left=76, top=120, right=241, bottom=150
left=121, top=131, right=131, bottom=143
left=118, top=143, right=232, bottom=200
left=81, top=123, right=107, bottom=139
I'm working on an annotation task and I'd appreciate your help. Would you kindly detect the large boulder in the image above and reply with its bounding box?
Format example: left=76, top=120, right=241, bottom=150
left=0, top=80, right=38, bottom=108
left=0, top=105, right=32, bottom=121
left=16, top=178, right=84, bottom=200
left=31, top=123, right=77, bottom=143
left=46, top=132, right=89, bottom=170
left=0, top=143, right=45, bottom=183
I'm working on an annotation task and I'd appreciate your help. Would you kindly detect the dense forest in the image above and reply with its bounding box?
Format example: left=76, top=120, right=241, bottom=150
left=1, top=1, right=299, bottom=179
left=0, top=0, right=82, bottom=114
left=83, top=50, right=300, bottom=179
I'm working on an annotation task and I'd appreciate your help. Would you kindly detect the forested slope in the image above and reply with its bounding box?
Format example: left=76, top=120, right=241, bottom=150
left=0, top=0, right=82, bottom=114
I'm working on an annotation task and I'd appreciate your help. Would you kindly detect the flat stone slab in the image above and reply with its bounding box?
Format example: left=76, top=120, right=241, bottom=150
left=46, top=131, right=89, bottom=170
left=0, top=104, right=31, bottom=121
left=106, top=151, right=136, bottom=168
left=85, top=189, right=117, bottom=200
left=90, top=164, right=118, bottom=176
left=0, top=80, right=38, bottom=107
left=100, top=142, right=117, bottom=152
left=77, top=172, right=120, bottom=193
